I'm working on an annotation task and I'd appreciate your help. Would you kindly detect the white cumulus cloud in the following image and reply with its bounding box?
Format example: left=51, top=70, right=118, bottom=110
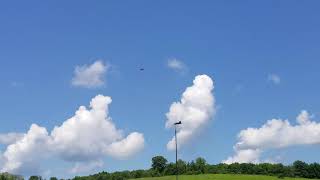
left=165, top=74, right=215, bottom=150
left=2, top=124, right=51, bottom=174
left=0, top=95, right=144, bottom=175
left=69, top=160, right=104, bottom=174
left=0, top=133, right=24, bottom=145
left=167, top=58, right=188, bottom=73
left=105, top=132, right=144, bottom=159
left=223, top=110, right=320, bottom=164
left=72, top=61, right=109, bottom=88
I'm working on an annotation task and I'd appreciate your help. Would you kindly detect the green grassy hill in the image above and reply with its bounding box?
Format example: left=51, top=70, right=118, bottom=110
left=131, top=174, right=318, bottom=180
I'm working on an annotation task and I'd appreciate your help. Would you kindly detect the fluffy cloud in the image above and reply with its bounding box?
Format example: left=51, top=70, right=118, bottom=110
left=105, top=132, right=144, bottom=159
left=2, top=124, right=51, bottom=174
left=223, top=110, right=320, bottom=164
left=0, top=95, right=144, bottom=175
left=268, top=73, right=281, bottom=84
left=165, top=74, right=215, bottom=150
left=69, top=160, right=103, bottom=174
left=223, top=149, right=261, bottom=164
left=0, top=133, right=24, bottom=145
left=167, top=58, right=187, bottom=73
left=72, top=61, right=109, bottom=88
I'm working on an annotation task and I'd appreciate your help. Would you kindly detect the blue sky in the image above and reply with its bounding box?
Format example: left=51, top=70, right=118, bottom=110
left=0, top=0, right=320, bottom=178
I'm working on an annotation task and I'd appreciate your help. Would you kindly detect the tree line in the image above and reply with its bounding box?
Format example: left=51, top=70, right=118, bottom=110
left=72, top=157, right=320, bottom=180
left=0, top=173, right=23, bottom=180
left=2, top=156, right=320, bottom=180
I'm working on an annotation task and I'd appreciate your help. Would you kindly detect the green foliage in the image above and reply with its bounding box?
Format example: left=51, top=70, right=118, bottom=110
left=131, top=174, right=306, bottom=180
left=3, top=157, right=320, bottom=180
left=24, top=156, right=320, bottom=180
left=194, top=157, right=206, bottom=174
left=129, top=174, right=317, bottom=180
left=73, top=158, right=319, bottom=180
left=29, top=176, right=42, bottom=180
left=294, top=160, right=309, bottom=178
left=163, top=163, right=176, bottom=176
left=0, top=173, right=24, bottom=180
left=176, top=159, right=187, bottom=175
left=151, top=156, right=168, bottom=175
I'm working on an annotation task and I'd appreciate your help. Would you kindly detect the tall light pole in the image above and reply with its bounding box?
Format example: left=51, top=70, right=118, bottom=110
left=174, top=121, right=182, bottom=180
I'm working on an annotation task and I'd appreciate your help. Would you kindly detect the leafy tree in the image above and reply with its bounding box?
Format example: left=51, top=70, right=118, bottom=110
left=29, top=176, right=42, bottom=180
left=151, top=156, right=168, bottom=174
left=195, top=157, right=207, bottom=174
left=176, top=159, right=187, bottom=175
left=293, top=160, right=309, bottom=177
left=163, top=163, right=176, bottom=175
left=227, top=163, right=241, bottom=174
left=130, top=170, right=145, bottom=178
left=307, top=163, right=320, bottom=179
left=239, top=163, right=255, bottom=174
left=186, top=160, right=199, bottom=174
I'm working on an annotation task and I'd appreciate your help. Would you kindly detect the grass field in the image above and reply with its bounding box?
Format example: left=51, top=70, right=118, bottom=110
left=131, top=174, right=318, bottom=180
